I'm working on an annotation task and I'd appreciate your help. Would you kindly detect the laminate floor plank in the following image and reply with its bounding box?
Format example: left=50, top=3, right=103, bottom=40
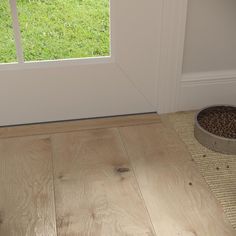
left=119, top=123, right=235, bottom=236
left=0, top=114, right=160, bottom=139
left=0, top=136, right=57, bottom=236
left=51, top=128, right=156, bottom=236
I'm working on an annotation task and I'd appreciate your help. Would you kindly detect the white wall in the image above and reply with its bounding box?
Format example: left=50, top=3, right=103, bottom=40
left=183, top=0, right=236, bottom=73
left=179, top=0, right=236, bottom=111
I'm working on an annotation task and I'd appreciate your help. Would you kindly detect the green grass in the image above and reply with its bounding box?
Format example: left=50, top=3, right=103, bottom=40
left=0, top=0, right=110, bottom=63
left=0, top=0, right=17, bottom=63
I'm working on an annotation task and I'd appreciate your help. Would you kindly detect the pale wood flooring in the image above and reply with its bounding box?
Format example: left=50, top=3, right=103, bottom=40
left=0, top=114, right=234, bottom=236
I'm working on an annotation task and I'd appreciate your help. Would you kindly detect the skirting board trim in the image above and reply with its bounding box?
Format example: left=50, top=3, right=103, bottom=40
left=182, top=70, right=236, bottom=86
left=179, top=70, right=236, bottom=111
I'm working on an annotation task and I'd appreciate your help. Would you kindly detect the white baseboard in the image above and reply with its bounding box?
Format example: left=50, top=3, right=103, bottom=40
left=179, top=70, right=236, bottom=111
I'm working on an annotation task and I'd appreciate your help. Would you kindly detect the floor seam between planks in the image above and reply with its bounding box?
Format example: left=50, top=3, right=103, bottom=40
left=49, top=136, right=59, bottom=236
left=117, top=128, right=159, bottom=236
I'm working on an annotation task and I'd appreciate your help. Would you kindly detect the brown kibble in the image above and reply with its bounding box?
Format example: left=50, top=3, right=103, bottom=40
left=189, top=182, right=193, bottom=186
left=197, top=106, right=236, bottom=139
left=58, top=174, right=64, bottom=180
left=120, top=176, right=125, bottom=181
left=216, top=167, right=220, bottom=171
left=91, top=212, right=95, bottom=219
left=203, top=154, right=206, bottom=157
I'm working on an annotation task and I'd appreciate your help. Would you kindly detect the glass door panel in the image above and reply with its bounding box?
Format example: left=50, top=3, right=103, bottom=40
left=16, top=0, right=110, bottom=61
left=0, top=0, right=17, bottom=63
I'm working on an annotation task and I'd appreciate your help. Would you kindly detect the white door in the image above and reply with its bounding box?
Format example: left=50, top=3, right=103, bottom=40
left=0, top=0, right=163, bottom=126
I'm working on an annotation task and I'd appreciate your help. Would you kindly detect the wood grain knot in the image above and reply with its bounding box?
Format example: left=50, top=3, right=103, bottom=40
left=0, top=211, right=4, bottom=224
left=116, top=167, right=130, bottom=173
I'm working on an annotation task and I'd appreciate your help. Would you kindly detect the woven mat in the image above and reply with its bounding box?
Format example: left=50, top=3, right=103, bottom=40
left=162, top=111, right=236, bottom=229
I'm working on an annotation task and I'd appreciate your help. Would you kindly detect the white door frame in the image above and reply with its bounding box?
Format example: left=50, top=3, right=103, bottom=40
left=157, top=0, right=188, bottom=114
left=0, top=0, right=188, bottom=125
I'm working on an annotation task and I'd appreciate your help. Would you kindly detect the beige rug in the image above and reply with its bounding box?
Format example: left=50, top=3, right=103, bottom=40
left=162, top=111, right=236, bottom=229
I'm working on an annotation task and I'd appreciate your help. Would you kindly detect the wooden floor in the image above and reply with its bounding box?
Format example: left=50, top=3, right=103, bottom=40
left=0, top=114, right=234, bottom=236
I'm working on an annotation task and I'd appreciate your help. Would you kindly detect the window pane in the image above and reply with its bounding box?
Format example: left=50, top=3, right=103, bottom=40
left=0, top=0, right=17, bottom=63
left=17, top=0, right=110, bottom=61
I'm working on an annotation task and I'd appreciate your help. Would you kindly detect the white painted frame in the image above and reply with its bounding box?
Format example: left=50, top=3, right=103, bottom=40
left=0, top=0, right=188, bottom=125
left=157, top=0, right=188, bottom=114
left=9, top=0, right=24, bottom=63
